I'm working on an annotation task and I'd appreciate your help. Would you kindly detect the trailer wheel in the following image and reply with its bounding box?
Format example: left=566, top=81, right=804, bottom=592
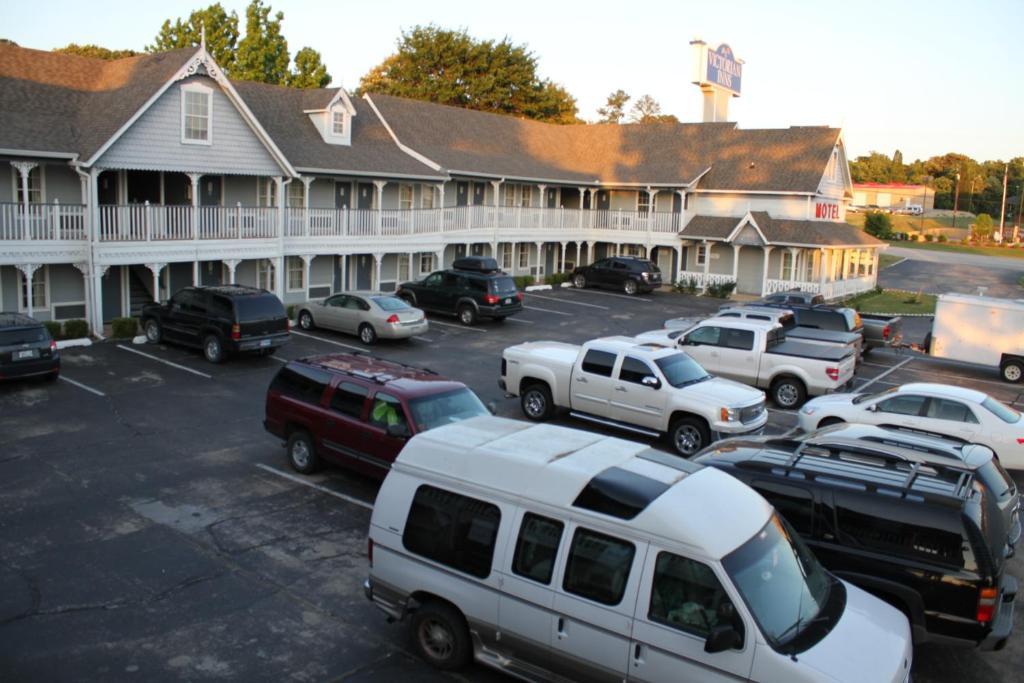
left=1001, top=359, right=1023, bottom=383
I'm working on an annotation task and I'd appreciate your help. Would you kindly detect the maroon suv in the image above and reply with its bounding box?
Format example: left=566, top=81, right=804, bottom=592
left=264, top=353, right=491, bottom=478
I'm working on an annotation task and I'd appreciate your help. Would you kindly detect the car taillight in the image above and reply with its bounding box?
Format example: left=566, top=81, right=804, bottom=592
left=977, top=586, right=998, bottom=623
left=286, top=319, right=291, bottom=331
left=231, top=323, right=241, bottom=341
left=484, top=294, right=499, bottom=305
left=50, top=340, right=57, bottom=351
left=516, top=292, right=524, bottom=301
left=368, top=537, right=374, bottom=567
left=386, top=314, right=400, bottom=324
left=826, top=366, right=840, bottom=381
left=882, top=324, right=890, bottom=340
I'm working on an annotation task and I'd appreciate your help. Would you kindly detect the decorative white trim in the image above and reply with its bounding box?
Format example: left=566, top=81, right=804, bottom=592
left=362, top=94, right=444, bottom=172
left=180, top=81, right=214, bottom=146
left=724, top=211, right=769, bottom=244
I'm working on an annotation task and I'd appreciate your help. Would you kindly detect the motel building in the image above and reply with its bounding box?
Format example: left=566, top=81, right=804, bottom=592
left=0, top=42, right=885, bottom=334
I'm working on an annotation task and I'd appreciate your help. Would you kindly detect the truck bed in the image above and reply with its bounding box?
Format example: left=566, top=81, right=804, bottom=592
left=786, top=327, right=860, bottom=346
left=768, top=339, right=855, bottom=362
left=504, top=341, right=581, bottom=367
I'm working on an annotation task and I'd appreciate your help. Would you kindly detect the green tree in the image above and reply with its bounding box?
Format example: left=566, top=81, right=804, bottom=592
left=864, top=211, right=893, bottom=239
left=54, top=43, right=140, bottom=60
left=973, top=213, right=994, bottom=241
left=358, top=25, right=578, bottom=124
left=627, top=94, right=679, bottom=124
left=597, top=89, right=629, bottom=124
left=287, top=46, right=330, bottom=88
left=849, top=151, right=895, bottom=183
left=0, top=38, right=18, bottom=46
left=235, top=0, right=290, bottom=85
left=147, top=3, right=239, bottom=72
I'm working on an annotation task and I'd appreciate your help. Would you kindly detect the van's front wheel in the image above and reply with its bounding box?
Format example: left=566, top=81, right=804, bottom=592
left=411, top=602, right=471, bottom=671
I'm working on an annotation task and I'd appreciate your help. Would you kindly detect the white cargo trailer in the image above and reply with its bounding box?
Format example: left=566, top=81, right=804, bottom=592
left=929, top=293, right=1024, bottom=382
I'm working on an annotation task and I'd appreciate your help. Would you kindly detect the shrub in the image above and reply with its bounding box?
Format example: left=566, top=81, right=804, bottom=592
left=907, top=233, right=919, bottom=241
left=513, top=275, right=534, bottom=290
left=864, top=211, right=893, bottom=239
left=703, top=281, right=736, bottom=299
left=544, top=272, right=570, bottom=286
left=924, top=234, right=934, bottom=242
left=672, top=276, right=700, bottom=295
left=937, top=234, right=948, bottom=243
left=286, top=304, right=296, bottom=320
left=1018, top=275, right=1024, bottom=289
left=63, top=319, right=89, bottom=339
left=903, top=290, right=922, bottom=305
left=972, top=213, right=994, bottom=242
left=44, top=320, right=63, bottom=340
left=110, top=317, right=138, bottom=339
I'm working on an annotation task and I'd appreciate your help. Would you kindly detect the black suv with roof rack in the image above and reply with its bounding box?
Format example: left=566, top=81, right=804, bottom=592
left=141, top=285, right=289, bottom=363
left=696, top=425, right=1018, bottom=650
left=396, top=256, right=522, bottom=326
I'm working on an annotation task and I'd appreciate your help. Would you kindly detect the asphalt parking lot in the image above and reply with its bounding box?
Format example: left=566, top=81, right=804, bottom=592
left=1, top=286, right=1021, bottom=682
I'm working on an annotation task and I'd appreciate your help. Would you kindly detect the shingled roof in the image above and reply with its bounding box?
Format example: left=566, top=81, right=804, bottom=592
left=681, top=211, right=885, bottom=247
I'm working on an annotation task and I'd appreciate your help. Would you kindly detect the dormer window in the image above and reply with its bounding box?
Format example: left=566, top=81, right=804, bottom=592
left=305, top=89, right=355, bottom=146
left=181, top=83, right=213, bottom=145
left=332, top=110, right=346, bottom=136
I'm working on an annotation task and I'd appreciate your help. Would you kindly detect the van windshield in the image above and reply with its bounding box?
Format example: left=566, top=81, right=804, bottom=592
left=722, top=514, right=838, bottom=654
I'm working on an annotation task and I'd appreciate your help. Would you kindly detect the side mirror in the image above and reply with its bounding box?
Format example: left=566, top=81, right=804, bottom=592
left=704, top=624, right=742, bottom=654
left=641, top=376, right=661, bottom=389
left=486, top=401, right=497, bottom=415
left=386, top=423, right=410, bottom=439
left=865, top=403, right=878, bottom=412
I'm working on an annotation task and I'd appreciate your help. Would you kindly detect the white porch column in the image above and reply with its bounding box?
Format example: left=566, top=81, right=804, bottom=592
left=301, top=176, right=314, bottom=236
left=585, top=241, right=594, bottom=266
left=676, top=189, right=687, bottom=232
left=872, top=249, right=880, bottom=278
left=674, top=244, right=683, bottom=282
left=559, top=241, right=567, bottom=273
left=731, top=244, right=741, bottom=283
left=11, top=161, right=38, bottom=210
left=338, top=255, right=347, bottom=291
left=490, top=180, right=502, bottom=207
left=193, top=260, right=200, bottom=286
left=534, top=241, right=543, bottom=282
left=575, top=242, right=581, bottom=270
left=372, top=180, right=386, bottom=235
left=818, top=249, right=828, bottom=292
left=372, top=253, right=383, bottom=290
left=16, top=264, right=41, bottom=318
left=578, top=189, right=588, bottom=229
left=760, top=246, right=775, bottom=295
left=301, top=254, right=314, bottom=298
left=788, top=247, right=799, bottom=283
left=702, top=240, right=711, bottom=292
left=224, top=259, right=240, bottom=285
left=187, top=173, right=201, bottom=238
left=145, top=263, right=166, bottom=302
left=841, top=249, right=851, bottom=280
left=537, top=184, right=547, bottom=210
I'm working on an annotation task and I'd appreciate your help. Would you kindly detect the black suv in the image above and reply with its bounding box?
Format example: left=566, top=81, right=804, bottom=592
left=141, top=285, right=290, bottom=363
left=696, top=426, right=1018, bottom=650
left=571, top=256, right=662, bottom=295
left=0, top=313, right=60, bottom=381
left=396, top=257, right=522, bottom=326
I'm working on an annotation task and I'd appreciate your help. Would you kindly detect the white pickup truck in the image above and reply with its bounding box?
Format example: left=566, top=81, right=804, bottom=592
left=499, top=336, right=767, bottom=456
left=656, top=318, right=857, bottom=409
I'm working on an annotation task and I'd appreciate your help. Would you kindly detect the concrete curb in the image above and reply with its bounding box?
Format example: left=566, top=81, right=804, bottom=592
left=55, top=338, right=92, bottom=349
left=882, top=257, right=907, bottom=269
left=131, top=335, right=148, bottom=345
left=524, top=284, right=552, bottom=292
left=560, top=282, right=574, bottom=288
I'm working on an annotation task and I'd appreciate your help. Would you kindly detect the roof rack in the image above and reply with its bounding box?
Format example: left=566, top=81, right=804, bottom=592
left=305, top=352, right=438, bottom=384
left=739, top=438, right=975, bottom=508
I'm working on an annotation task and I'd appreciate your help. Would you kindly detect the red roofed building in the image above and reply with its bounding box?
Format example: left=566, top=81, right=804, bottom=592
left=852, top=183, right=935, bottom=212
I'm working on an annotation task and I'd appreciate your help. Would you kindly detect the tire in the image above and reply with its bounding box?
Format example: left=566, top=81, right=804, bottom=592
left=573, top=273, right=587, bottom=289
left=298, top=310, right=314, bottom=330
left=624, top=279, right=638, bottom=296
left=203, top=334, right=225, bottom=364
left=520, top=383, right=554, bottom=421
left=817, top=416, right=845, bottom=429
left=259, top=348, right=277, bottom=357
left=359, top=323, right=378, bottom=345
left=286, top=430, right=319, bottom=474
left=410, top=602, right=471, bottom=671
left=143, top=318, right=162, bottom=343
left=458, top=305, right=477, bottom=327
left=771, top=376, right=807, bottom=409
left=493, top=316, right=506, bottom=323
left=398, top=292, right=416, bottom=306
left=1001, top=359, right=1024, bottom=383
left=668, top=416, right=710, bottom=457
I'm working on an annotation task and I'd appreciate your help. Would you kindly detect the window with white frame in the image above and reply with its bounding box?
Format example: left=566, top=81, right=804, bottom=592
left=520, top=186, right=532, bottom=208
left=332, top=110, right=346, bottom=136
left=518, top=243, right=530, bottom=268
left=637, top=191, right=650, bottom=214
left=622, top=244, right=644, bottom=258
left=805, top=252, right=817, bottom=281
left=286, top=256, right=304, bottom=291
left=501, top=244, right=513, bottom=270
left=696, top=244, right=708, bottom=267
left=399, top=184, right=414, bottom=210
left=13, top=167, right=43, bottom=203
left=503, top=184, right=517, bottom=207
left=257, top=259, right=275, bottom=291
left=419, top=253, right=434, bottom=274
left=181, top=83, right=212, bottom=144
left=780, top=251, right=794, bottom=280
left=397, top=255, right=411, bottom=281
left=420, top=185, right=435, bottom=209
left=288, top=182, right=305, bottom=208
left=21, top=266, right=47, bottom=310
left=258, top=178, right=277, bottom=207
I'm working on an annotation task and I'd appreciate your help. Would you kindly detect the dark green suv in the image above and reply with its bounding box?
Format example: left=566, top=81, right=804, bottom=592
left=395, top=257, right=523, bottom=326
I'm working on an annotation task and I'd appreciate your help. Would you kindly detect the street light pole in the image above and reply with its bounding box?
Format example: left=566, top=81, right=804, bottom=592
left=968, top=177, right=978, bottom=214
left=952, top=172, right=961, bottom=229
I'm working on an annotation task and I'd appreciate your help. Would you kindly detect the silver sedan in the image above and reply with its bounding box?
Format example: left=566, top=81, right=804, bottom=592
left=296, top=291, right=428, bottom=344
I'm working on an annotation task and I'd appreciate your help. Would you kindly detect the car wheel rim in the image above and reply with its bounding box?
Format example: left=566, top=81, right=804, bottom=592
left=460, top=310, right=472, bottom=325
left=361, top=327, right=374, bottom=344
left=419, top=619, right=454, bottom=661
left=776, top=384, right=798, bottom=407
left=574, top=276, right=585, bottom=288
left=1006, top=365, right=1022, bottom=381
left=145, top=322, right=158, bottom=341
left=625, top=281, right=637, bottom=294
left=300, top=313, right=311, bottom=330
left=525, top=392, right=545, bottom=417
left=291, top=440, right=309, bottom=469
left=674, top=426, right=702, bottom=454
left=206, top=339, right=220, bottom=360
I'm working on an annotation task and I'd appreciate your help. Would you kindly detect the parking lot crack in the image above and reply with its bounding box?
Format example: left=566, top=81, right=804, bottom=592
left=149, top=571, right=227, bottom=603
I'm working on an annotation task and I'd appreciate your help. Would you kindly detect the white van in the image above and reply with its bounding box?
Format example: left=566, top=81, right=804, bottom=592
left=365, top=416, right=913, bottom=682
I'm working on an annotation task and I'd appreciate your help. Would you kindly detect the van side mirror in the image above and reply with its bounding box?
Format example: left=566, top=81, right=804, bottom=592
left=704, top=624, right=742, bottom=654
left=386, top=423, right=410, bottom=439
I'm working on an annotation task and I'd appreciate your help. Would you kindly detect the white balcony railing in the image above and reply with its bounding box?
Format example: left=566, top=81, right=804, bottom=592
left=0, top=202, right=87, bottom=241
left=675, top=271, right=737, bottom=288
left=765, top=279, right=822, bottom=294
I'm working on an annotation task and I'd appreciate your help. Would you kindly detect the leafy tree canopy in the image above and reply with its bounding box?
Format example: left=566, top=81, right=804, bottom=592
left=597, top=89, right=630, bottom=124
left=627, top=94, right=679, bottom=124
left=148, top=2, right=239, bottom=71
left=53, top=44, right=141, bottom=60
left=288, top=46, right=331, bottom=89
left=358, top=25, right=578, bottom=124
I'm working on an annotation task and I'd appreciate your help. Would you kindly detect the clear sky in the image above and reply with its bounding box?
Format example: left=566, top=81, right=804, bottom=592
left=2, top=0, right=1021, bottom=162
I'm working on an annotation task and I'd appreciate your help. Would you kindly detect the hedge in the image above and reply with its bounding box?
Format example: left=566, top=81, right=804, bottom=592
left=110, top=317, right=138, bottom=339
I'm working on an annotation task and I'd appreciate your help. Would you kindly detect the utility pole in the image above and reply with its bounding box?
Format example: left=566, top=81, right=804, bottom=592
left=968, top=177, right=978, bottom=214
left=952, top=172, right=961, bottom=229
left=999, top=163, right=1009, bottom=239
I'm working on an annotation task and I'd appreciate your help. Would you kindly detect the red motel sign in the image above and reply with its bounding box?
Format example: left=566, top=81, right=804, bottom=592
left=815, top=202, right=839, bottom=220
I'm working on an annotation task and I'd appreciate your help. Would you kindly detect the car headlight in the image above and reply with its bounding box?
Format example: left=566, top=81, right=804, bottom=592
left=641, top=272, right=650, bottom=280
left=720, top=407, right=738, bottom=422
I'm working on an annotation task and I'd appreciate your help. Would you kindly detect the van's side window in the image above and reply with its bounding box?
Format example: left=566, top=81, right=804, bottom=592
left=403, top=485, right=501, bottom=578
left=562, top=528, right=635, bottom=605
left=649, top=552, right=743, bottom=642
left=512, top=513, right=564, bottom=584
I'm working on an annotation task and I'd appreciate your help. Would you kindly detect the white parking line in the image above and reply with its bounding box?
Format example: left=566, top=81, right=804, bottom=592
left=116, top=344, right=212, bottom=379
left=413, top=336, right=435, bottom=343
left=269, top=355, right=288, bottom=363
left=569, top=289, right=653, bottom=303
left=255, top=464, right=374, bottom=511
left=524, top=305, right=572, bottom=316
left=882, top=361, right=1020, bottom=393
left=58, top=375, right=106, bottom=397
left=290, top=330, right=368, bottom=350
left=527, top=292, right=609, bottom=310
left=425, top=319, right=487, bottom=333
left=505, top=318, right=534, bottom=324
left=856, top=357, right=914, bottom=392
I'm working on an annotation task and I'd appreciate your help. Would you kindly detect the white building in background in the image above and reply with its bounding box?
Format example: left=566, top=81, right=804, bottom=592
left=0, top=42, right=884, bottom=334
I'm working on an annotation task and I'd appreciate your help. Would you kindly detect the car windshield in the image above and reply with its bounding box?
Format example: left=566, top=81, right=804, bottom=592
left=234, top=296, right=285, bottom=321
left=722, top=514, right=833, bottom=651
left=0, top=328, right=46, bottom=345
left=407, top=388, right=490, bottom=432
left=852, top=387, right=897, bottom=404
left=654, top=352, right=710, bottom=387
left=372, top=296, right=410, bottom=312
left=982, top=396, right=1021, bottom=424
